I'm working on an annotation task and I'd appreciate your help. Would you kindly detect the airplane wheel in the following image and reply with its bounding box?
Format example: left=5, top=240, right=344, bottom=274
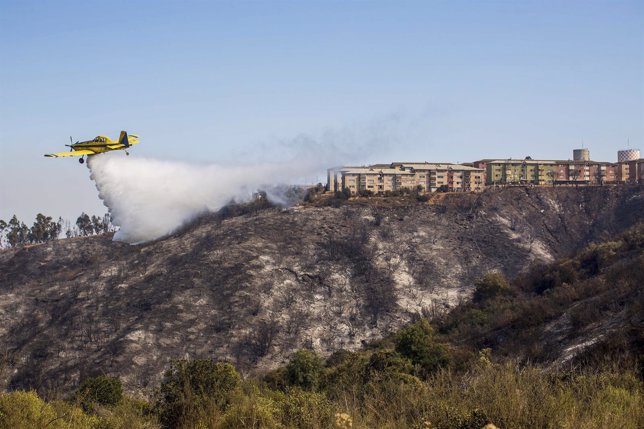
left=79, top=157, right=85, bottom=164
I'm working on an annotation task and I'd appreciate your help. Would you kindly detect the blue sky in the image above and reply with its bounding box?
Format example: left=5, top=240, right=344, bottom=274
left=1, top=0, right=643, bottom=222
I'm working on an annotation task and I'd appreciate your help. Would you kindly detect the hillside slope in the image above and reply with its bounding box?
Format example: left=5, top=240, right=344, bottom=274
left=0, top=186, right=642, bottom=394
left=437, top=221, right=644, bottom=374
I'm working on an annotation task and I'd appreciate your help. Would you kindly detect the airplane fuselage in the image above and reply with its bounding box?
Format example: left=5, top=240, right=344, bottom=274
left=44, top=131, right=140, bottom=162
left=70, top=136, right=140, bottom=155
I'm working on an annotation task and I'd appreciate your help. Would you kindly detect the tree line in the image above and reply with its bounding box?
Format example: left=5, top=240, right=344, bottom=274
left=0, top=213, right=115, bottom=248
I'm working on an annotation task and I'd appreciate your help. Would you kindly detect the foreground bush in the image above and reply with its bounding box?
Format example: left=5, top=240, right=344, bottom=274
left=285, top=350, right=324, bottom=391
left=395, top=319, right=450, bottom=376
left=0, top=362, right=641, bottom=429
left=76, top=375, right=123, bottom=411
left=337, top=364, right=643, bottom=429
left=156, top=359, right=241, bottom=428
left=0, top=390, right=97, bottom=429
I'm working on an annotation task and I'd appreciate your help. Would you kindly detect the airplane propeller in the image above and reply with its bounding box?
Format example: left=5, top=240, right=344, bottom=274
left=66, top=136, right=78, bottom=148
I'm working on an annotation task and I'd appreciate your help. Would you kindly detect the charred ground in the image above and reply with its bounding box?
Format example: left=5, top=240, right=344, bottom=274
left=0, top=186, right=642, bottom=395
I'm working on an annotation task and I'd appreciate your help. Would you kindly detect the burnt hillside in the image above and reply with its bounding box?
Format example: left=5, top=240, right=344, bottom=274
left=0, top=186, right=642, bottom=395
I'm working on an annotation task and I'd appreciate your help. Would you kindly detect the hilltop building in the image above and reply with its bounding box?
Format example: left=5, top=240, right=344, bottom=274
left=471, top=158, right=620, bottom=186
left=327, top=162, right=484, bottom=195
left=327, top=149, right=643, bottom=195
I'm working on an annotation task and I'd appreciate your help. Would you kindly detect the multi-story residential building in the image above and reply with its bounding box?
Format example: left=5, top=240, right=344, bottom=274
left=327, top=150, right=642, bottom=196
left=473, top=157, right=621, bottom=186
left=390, top=162, right=485, bottom=192
left=627, top=159, right=644, bottom=184
left=327, top=162, right=485, bottom=195
left=473, top=158, right=562, bottom=186
left=327, top=166, right=417, bottom=194
left=617, top=163, right=630, bottom=183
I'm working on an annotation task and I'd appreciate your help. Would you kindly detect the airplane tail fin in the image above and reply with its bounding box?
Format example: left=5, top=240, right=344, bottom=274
left=119, top=131, right=130, bottom=148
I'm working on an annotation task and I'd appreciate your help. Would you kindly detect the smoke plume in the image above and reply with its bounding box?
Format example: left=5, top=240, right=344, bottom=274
left=88, top=155, right=317, bottom=243
left=87, top=115, right=417, bottom=243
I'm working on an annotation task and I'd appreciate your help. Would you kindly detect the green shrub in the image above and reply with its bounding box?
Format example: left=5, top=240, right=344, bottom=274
left=322, top=351, right=370, bottom=399
left=264, top=366, right=290, bottom=392
left=276, top=388, right=334, bottom=429
left=0, top=390, right=98, bottom=429
left=363, top=350, right=413, bottom=381
left=76, top=375, right=123, bottom=411
left=91, top=397, right=160, bottom=429
left=286, top=350, right=324, bottom=391
left=580, top=241, right=623, bottom=276
left=218, top=392, right=282, bottom=429
left=395, top=320, right=450, bottom=376
left=531, top=263, right=578, bottom=294
left=156, top=359, right=241, bottom=428
left=472, top=272, right=510, bottom=303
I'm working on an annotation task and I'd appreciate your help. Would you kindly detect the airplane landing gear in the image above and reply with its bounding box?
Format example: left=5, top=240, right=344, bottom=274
left=79, top=157, right=85, bottom=164
left=126, top=151, right=130, bottom=156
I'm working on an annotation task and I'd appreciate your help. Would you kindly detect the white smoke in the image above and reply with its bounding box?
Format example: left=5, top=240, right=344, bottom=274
left=87, top=114, right=424, bottom=244
left=88, top=155, right=318, bottom=243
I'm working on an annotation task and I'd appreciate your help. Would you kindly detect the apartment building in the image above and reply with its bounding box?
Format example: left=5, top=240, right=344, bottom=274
left=327, top=162, right=485, bottom=195
left=327, top=149, right=642, bottom=196
left=627, top=159, right=644, bottom=184
left=327, top=166, right=417, bottom=194
left=473, top=159, right=558, bottom=185
left=473, top=158, right=621, bottom=186
left=391, top=162, right=485, bottom=192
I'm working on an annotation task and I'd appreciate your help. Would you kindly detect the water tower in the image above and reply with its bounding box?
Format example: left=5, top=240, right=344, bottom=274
left=618, top=149, right=640, bottom=162
left=573, top=148, right=590, bottom=161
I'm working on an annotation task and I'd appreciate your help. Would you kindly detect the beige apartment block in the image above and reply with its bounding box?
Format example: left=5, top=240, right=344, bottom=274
left=473, top=159, right=561, bottom=186
left=326, top=166, right=417, bottom=195
left=327, top=162, right=486, bottom=195
left=463, top=169, right=486, bottom=192
left=474, top=158, right=621, bottom=186
left=391, top=162, right=485, bottom=192
left=617, top=161, right=637, bottom=183
left=327, top=155, right=641, bottom=196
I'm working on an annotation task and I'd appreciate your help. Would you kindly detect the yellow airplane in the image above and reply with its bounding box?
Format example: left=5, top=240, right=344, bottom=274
left=44, top=131, right=140, bottom=164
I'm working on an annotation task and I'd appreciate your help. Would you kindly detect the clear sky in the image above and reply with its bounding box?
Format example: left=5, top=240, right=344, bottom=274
left=1, top=0, right=643, bottom=223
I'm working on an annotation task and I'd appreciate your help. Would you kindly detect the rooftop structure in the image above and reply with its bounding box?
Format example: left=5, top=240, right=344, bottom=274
left=573, top=148, right=590, bottom=161
left=618, top=149, right=640, bottom=162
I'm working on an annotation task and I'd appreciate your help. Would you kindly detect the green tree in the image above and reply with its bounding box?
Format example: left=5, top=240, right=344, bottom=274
left=395, top=319, right=450, bottom=376
left=6, top=215, right=29, bottom=247
left=28, top=213, right=61, bottom=243
left=286, top=350, right=324, bottom=391
left=76, top=213, right=93, bottom=236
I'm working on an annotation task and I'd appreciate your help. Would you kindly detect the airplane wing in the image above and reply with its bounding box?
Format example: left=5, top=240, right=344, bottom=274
left=107, top=144, right=125, bottom=150
left=44, top=150, right=95, bottom=158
